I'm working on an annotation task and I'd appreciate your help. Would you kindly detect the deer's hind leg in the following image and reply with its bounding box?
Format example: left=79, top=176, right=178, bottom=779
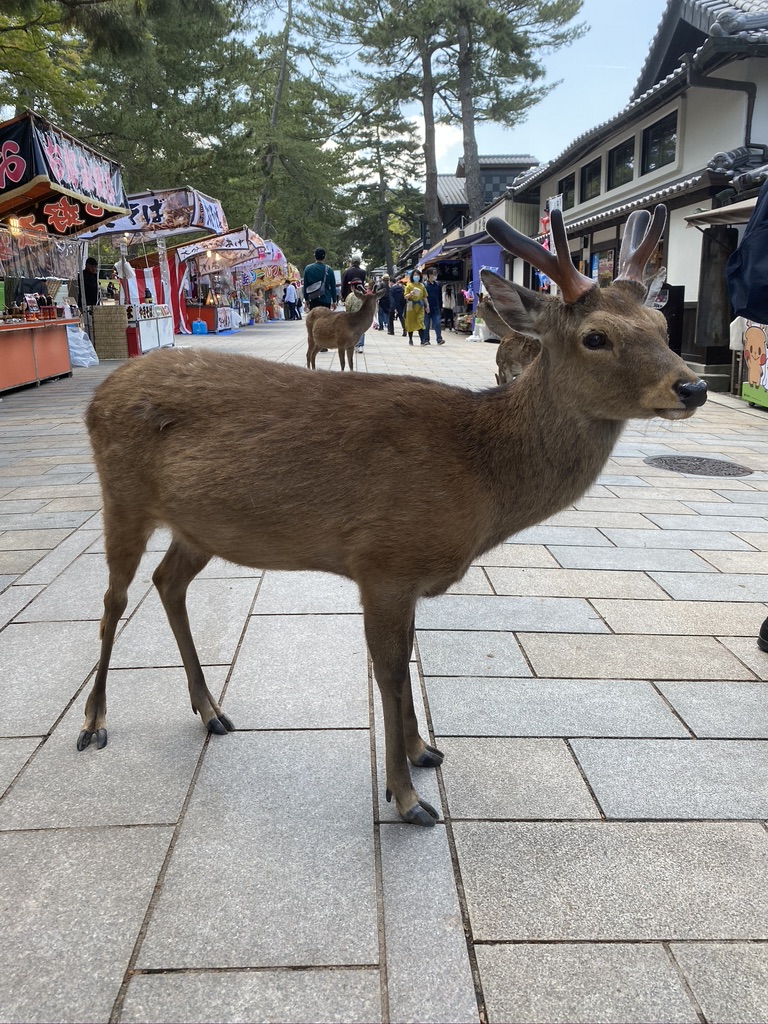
left=362, top=588, right=441, bottom=826
left=152, top=536, right=234, bottom=736
left=78, top=508, right=151, bottom=751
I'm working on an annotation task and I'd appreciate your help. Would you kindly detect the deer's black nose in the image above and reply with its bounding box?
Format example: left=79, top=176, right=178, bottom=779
left=675, top=380, right=708, bottom=408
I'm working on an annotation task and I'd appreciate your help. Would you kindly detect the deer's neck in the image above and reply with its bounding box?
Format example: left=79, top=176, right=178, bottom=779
left=471, top=351, right=623, bottom=541
left=349, top=297, right=376, bottom=329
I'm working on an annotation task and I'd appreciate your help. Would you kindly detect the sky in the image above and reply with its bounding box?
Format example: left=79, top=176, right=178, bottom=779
left=428, top=0, right=670, bottom=174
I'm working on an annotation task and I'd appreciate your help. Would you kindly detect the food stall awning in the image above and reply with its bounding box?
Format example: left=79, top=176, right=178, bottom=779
left=176, top=227, right=260, bottom=274
left=0, top=111, right=129, bottom=235
left=685, top=198, right=758, bottom=227
left=78, top=186, right=227, bottom=240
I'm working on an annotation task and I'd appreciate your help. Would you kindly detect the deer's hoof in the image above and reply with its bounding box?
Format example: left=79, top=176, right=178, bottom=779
left=76, top=727, right=108, bottom=752
left=411, top=744, right=445, bottom=768
left=206, top=714, right=233, bottom=736
left=402, top=799, right=440, bottom=827
left=217, top=713, right=235, bottom=732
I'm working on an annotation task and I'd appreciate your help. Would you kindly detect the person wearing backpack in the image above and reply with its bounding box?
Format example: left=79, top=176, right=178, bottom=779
left=726, top=178, right=768, bottom=652
left=303, top=247, right=338, bottom=310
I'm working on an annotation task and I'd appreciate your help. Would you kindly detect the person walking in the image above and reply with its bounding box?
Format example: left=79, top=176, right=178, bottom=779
left=441, top=282, right=456, bottom=331
left=303, top=248, right=337, bottom=310
left=404, top=269, right=428, bottom=345
left=424, top=266, right=444, bottom=345
left=283, top=281, right=297, bottom=321
left=390, top=277, right=406, bottom=336
left=377, top=274, right=394, bottom=332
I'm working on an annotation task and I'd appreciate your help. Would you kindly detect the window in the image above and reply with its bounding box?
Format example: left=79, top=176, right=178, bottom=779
left=608, top=137, right=635, bottom=190
left=642, top=111, right=677, bottom=175
left=580, top=157, right=601, bottom=202
left=557, top=173, right=575, bottom=211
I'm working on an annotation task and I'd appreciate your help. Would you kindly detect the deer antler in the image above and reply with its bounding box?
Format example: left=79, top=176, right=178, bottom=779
left=615, top=205, right=667, bottom=285
left=486, top=209, right=594, bottom=304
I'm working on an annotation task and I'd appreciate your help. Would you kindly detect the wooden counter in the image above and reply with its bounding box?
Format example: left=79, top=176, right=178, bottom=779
left=0, top=319, right=76, bottom=393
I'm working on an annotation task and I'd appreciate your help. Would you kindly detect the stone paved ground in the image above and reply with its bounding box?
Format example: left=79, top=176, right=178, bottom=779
left=2, top=318, right=768, bottom=1024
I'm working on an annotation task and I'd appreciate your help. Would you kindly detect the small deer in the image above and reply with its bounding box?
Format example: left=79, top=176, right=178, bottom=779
left=306, top=283, right=387, bottom=371
left=478, top=294, right=541, bottom=384
left=79, top=205, right=707, bottom=827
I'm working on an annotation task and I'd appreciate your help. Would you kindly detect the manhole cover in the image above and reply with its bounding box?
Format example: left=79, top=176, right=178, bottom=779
left=643, top=455, right=753, bottom=477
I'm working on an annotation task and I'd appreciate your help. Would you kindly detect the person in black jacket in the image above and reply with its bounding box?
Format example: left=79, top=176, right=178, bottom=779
left=341, top=257, right=366, bottom=299
left=376, top=274, right=393, bottom=331
left=390, top=278, right=406, bottom=336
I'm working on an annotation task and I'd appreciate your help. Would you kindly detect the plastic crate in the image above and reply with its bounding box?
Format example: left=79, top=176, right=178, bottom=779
left=191, top=320, right=208, bottom=335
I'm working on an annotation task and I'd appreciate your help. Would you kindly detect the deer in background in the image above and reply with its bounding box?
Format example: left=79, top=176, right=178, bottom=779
left=306, top=282, right=387, bottom=371
left=477, top=293, right=541, bottom=384
left=79, top=205, right=707, bottom=827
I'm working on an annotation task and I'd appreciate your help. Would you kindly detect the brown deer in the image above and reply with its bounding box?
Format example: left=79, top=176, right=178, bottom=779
left=79, top=205, right=707, bottom=827
left=478, top=293, right=541, bottom=384
left=306, top=283, right=387, bottom=371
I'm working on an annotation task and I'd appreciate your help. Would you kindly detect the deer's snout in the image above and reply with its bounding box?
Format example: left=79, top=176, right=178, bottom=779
left=675, top=379, right=708, bottom=409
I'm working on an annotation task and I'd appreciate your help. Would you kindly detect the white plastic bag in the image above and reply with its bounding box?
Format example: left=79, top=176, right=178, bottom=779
left=66, top=324, right=99, bottom=367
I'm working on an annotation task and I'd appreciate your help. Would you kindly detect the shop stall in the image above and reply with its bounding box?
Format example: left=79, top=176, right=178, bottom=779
left=0, top=110, right=129, bottom=390
left=177, top=228, right=263, bottom=331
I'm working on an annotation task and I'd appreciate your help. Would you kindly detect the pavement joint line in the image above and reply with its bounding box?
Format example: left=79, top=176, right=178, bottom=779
left=649, top=682, right=698, bottom=738
left=663, top=941, right=709, bottom=1023
left=413, top=633, right=489, bottom=1024
left=366, top=645, right=390, bottom=1024
left=472, top=937, right=768, bottom=945
left=131, top=963, right=381, bottom=974
left=564, top=739, right=607, bottom=820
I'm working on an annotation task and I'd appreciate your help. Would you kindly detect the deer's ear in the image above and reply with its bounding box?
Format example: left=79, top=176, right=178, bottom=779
left=480, top=270, right=550, bottom=339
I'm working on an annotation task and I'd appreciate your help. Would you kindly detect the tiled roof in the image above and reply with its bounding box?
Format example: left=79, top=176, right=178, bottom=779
left=561, top=172, right=707, bottom=234
left=633, top=0, right=768, bottom=98
left=437, top=175, right=467, bottom=207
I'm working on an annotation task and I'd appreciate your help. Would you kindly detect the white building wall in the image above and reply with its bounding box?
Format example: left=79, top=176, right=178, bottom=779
left=682, top=88, right=746, bottom=170
left=666, top=202, right=707, bottom=296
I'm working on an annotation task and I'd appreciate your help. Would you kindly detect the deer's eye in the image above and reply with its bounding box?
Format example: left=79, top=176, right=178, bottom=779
left=583, top=332, right=608, bottom=350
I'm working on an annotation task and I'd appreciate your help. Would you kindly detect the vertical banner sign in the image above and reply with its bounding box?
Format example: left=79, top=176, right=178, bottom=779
left=156, top=237, right=171, bottom=306
left=547, top=194, right=563, bottom=255
left=471, top=244, right=502, bottom=313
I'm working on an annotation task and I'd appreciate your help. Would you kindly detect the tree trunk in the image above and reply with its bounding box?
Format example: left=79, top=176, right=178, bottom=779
left=374, top=128, right=395, bottom=275
left=420, top=47, right=442, bottom=247
left=457, top=20, right=484, bottom=220
left=253, top=0, right=292, bottom=235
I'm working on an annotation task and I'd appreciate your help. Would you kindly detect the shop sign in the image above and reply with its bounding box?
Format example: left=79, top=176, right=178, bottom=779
left=0, top=111, right=128, bottom=233
left=81, top=187, right=227, bottom=240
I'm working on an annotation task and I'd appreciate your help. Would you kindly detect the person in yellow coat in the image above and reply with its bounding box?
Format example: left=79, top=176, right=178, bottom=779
left=404, top=270, right=429, bottom=345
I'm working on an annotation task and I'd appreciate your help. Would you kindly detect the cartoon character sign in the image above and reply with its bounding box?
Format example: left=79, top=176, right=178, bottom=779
left=743, top=322, right=768, bottom=390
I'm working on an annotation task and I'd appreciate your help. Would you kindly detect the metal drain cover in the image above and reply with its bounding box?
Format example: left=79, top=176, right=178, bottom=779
left=643, top=455, right=753, bottom=477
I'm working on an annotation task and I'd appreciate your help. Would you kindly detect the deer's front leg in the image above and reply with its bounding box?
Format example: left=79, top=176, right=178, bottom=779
left=363, top=594, right=440, bottom=826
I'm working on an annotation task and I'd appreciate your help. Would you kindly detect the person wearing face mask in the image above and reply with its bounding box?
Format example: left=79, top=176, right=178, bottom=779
left=403, top=269, right=429, bottom=345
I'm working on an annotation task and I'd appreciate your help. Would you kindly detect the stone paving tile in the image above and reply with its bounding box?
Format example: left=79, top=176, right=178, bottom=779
left=736, top=532, right=768, bottom=550
left=717, top=637, right=768, bottom=680
left=0, top=620, right=99, bottom=735
left=0, top=549, right=46, bottom=573
left=16, top=550, right=155, bottom=622
left=5, top=484, right=101, bottom=499
left=438, top=737, right=599, bottom=819
left=593, top=599, right=765, bottom=635
left=0, top=825, right=172, bottom=1024
left=0, top=737, right=39, bottom=795
left=0, top=527, right=73, bottom=549
left=505, top=526, right=613, bottom=546
left=648, top=513, right=768, bottom=532
left=416, top=594, right=607, bottom=632
left=476, top=943, right=698, bottom=1024
left=659, top=680, right=768, bottom=737
left=486, top=567, right=668, bottom=599
left=716, top=490, right=768, bottom=503
left=649, top=571, right=768, bottom=602
left=0, top=667, right=227, bottom=830
left=471, top=543, right=559, bottom=568
left=0, top=573, right=16, bottom=592
left=519, top=634, right=754, bottom=680
left=549, top=546, right=716, bottom=571
left=120, top=969, right=383, bottom=1024
left=454, top=821, right=768, bottom=940
left=112, top=576, right=258, bottom=668
left=417, top=629, right=531, bottom=677
left=138, top=731, right=377, bottom=969
left=700, top=550, right=768, bottom=572
left=671, top=943, right=768, bottom=1024
left=41, top=496, right=102, bottom=512
left=253, top=570, right=362, bottom=614
left=604, top=485, right=732, bottom=501
left=0, top=510, right=96, bottom=531
left=226, top=614, right=369, bottom=729
left=572, top=496, right=695, bottom=514
left=17, top=527, right=101, bottom=585
left=572, top=738, right=768, bottom=818
left=685, top=501, right=768, bottom=517
left=546, top=510, right=660, bottom=529
left=380, top=824, right=477, bottom=1023
left=600, top=527, right=752, bottom=549
left=425, top=677, right=687, bottom=738
left=0, top=499, right=48, bottom=514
